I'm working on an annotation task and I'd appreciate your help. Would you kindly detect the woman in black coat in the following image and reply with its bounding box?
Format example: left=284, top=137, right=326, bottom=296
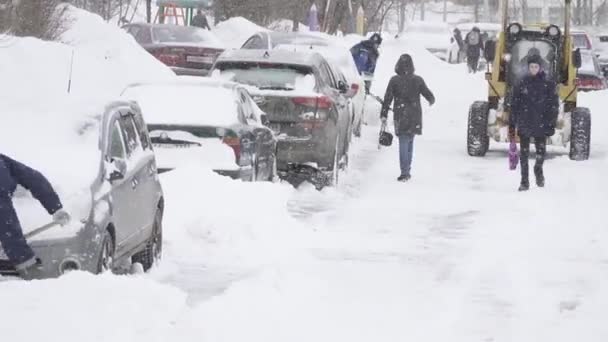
left=380, top=54, right=435, bottom=182
left=509, top=55, right=559, bottom=191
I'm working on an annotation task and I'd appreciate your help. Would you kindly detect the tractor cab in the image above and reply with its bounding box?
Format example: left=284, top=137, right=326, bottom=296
left=468, top=0, right=591, bottom=161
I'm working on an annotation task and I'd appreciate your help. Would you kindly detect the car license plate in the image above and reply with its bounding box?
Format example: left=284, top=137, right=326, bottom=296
left=186, top=55, right=214, bottom=64
left=269, top=123, right=281, bottom=133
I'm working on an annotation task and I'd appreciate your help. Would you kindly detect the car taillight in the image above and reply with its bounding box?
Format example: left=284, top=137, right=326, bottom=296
left=292, top=96, right=333, bottom=110
left=222, top=136, right=241, bottom=162
left=151, top=48, right=183, bottom=66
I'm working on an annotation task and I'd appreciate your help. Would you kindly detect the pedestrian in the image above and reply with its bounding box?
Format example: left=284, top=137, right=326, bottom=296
left=191, top=9, right=211, bottom=30
left=509, top=55, right=559, bottom=191
left=350, top=33, right=383, bottom=94
left=465, top=27, right=483, bottom=73
left=0, top=154, right=70, bottom=272
left=380, top=54, right=435, bottom=182
left=453, top=28, right=464, bottom=62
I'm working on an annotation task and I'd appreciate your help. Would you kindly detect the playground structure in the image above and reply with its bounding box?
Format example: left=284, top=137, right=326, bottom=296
left=154, top=0, right=212, bottom=25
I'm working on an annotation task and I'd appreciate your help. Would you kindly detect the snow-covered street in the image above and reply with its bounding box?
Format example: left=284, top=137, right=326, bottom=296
left=1, top=6, right=608, bottom=342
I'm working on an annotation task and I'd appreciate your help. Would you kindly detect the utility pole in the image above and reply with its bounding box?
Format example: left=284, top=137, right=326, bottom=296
left=443, top=0, right=447, bottom=22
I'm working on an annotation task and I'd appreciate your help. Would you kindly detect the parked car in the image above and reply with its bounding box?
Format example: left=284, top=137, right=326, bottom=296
left=595, top=34, right=608, bottom=76
left=0, top=101, right=164, bottom=279
left=397, top=21, right=452, bottom=61
left=211, top=49, right=354, bottom=184
left=241, top=31, right=332, bottom=50
left=571, top=29, right=594, bottom=51
left=576, top=50, right=607, bottom=91
left=121, top=79, right=278, bottom=181
left=122, top=23, right=224, bottom=76
left=272, top=42, right=365, bottom=138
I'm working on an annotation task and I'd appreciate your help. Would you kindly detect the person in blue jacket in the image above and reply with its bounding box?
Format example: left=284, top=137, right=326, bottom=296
left=0, top=154, right=70, bottom=272
left=509, top=55, right=559, bottom=192
left=351, top=33, right=383, bottom=94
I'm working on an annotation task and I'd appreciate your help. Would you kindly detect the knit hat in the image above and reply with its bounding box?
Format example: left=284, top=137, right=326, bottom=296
left=527, top=54, right=542, bottom=66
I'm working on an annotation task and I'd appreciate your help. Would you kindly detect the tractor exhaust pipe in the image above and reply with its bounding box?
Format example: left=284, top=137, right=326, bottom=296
left=501, top=0, right=509, bottom=30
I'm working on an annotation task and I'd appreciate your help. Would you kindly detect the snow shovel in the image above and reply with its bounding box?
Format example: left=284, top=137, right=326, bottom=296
left=508, top=138, right=519, bottom=171
left=24, top=221, right=59, bottom=239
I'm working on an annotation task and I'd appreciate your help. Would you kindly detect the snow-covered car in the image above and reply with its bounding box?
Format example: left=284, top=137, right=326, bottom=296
left=211, top=49, right=354, bottom=184
left=122, top=79, right=278, bottom=182
left=449, top=22, right=502, bottom=64
left=274, top=44, right=365, bottom=137
left=0, top=101, right=164, bottom=279
left=576, top=50, right=607, bottom=92
left=398, top=21, right=452, bottom=61
left=595, top=34, right=608, bottom=76
left=122, top=23, right=224, bottom=76
left=241, top=31, right=332, bottom=50
left=571, top=29, right=593, bottom=50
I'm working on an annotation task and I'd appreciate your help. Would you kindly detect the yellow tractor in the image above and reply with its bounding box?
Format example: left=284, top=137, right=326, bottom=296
left=467, top=0, right=591, bottom=160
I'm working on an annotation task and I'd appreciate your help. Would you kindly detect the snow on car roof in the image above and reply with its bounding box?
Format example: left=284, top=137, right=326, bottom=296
left=274, top=44, right=360, bottom=81
left=122, top=83, right=240, bottom=127
left=217, top=49, right=323, bottom=67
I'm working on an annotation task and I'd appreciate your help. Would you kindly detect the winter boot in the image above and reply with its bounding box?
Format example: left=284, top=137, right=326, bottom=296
left=397, top=174, right=411, bottom=182
left=534, top=165, right=545, bottom=187
left=518, top=178, right=530, bottom=192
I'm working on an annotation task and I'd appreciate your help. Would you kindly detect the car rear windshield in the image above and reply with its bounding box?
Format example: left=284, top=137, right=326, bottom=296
left=217, top=62, right=315, bottom=91
left=153, top=26, right=218, bottom=44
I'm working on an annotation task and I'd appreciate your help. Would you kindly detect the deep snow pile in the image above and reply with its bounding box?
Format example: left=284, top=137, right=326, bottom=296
left=0, top=6, right=174, bottom=229
left=213, top=17, right=267, bottom=49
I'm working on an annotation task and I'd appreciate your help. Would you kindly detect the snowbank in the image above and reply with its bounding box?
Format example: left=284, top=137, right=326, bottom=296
left=213, top=17, right=268, bottom=49
left=0, top=5, right=174, bottom=229
left=0, top=272, right=188, bottom=341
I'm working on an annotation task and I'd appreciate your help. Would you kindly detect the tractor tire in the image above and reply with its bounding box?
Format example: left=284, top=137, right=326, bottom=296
left=467, top=101, right=490, bottom=157
left=569, top=107, right=591, bottom=161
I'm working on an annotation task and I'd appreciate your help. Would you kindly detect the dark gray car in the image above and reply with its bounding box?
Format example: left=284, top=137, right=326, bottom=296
left=0, top=101, right=164, bottom=279
left=211, top=49, right=354, bottom=185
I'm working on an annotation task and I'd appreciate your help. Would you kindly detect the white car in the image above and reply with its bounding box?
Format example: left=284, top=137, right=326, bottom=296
left=397, top=21, right=452, bottom=61
left=594, top=34, right=608, bottom=74
left=121, top=79, right=278, bottom=182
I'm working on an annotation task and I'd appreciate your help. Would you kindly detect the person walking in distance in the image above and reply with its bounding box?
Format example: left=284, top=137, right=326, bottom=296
left=380, top=54, right=435, bottom=182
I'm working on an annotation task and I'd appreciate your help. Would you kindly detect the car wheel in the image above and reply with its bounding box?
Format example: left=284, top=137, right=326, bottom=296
left=132, top=210, right=163, bottom=272
left=97, top=229, right=114, bottom=274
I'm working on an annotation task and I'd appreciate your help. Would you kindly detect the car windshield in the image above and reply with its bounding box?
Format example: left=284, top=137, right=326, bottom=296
left=153, top=26, right=218, bottom=44
left=272, top=35, right=329, bottom=48
left=217, top=62, right=315, bottom=91
left=597, top=36, right=608, bottom=52
left=509, top=40, right=556, bottom=81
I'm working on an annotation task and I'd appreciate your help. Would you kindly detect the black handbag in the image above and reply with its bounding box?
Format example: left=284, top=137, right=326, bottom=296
left=379, top=123, right=393, bottom=147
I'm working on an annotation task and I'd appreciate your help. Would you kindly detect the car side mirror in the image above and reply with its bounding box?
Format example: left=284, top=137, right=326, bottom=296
left=338, top=80, right=349, bottom=94
left=573, top=48, right=582, bottom=69
left=107, top=158, right=127, bottom=183
left=484, top=40, right=496, bottom=62
left=260, top=113, right=269, bottom=126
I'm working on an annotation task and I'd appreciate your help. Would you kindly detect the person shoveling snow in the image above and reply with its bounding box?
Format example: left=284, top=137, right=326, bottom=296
left=351, top=33, right=382, bottom=94
left=0, top=154, right=70, bottom=274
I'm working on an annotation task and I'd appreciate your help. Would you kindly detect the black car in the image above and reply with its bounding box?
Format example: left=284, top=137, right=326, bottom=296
left=211, top=49, right=355, bottom=185
left=122, top=79, right=278, bottom=181
left=122, top=23, right=224, bottom=76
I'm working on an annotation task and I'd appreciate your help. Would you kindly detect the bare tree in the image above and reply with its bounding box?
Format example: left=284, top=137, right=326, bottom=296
left=1, top=0, right=71, bottom=40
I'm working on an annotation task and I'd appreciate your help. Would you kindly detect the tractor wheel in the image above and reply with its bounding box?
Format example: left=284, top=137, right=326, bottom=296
left=467, top=101, right=490, bottom=157
left=569, top=107, right=591, bottom=161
